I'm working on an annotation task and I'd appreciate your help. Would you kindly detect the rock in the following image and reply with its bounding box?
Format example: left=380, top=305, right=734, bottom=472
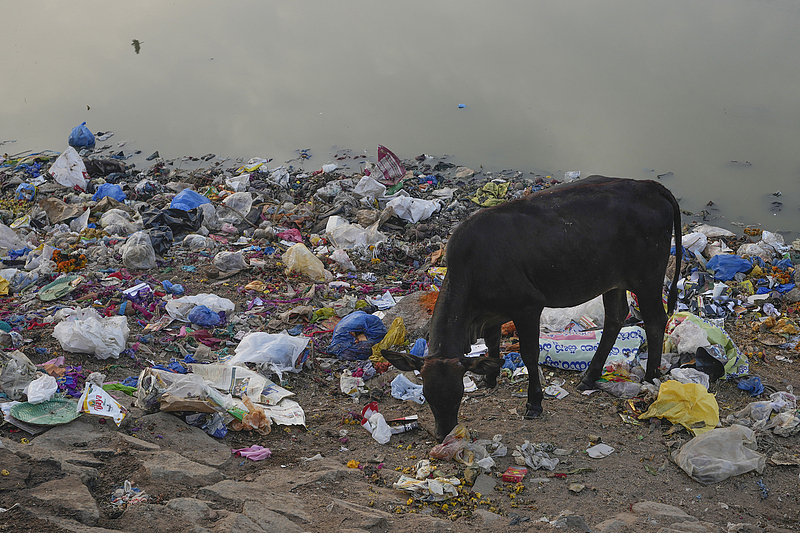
left=197, top=480, right=311, bottom=523
left=242, top=501, right=303, bottom=533
left=166, top=497, right=212, bottom=522
left=141, top=451, right=225, bottom=486
left=329, top=498, right=391, bottom=530
left=471, top=473, right=497, bottom=496
left=121, top=503, right=195, bottom=531
left=594, top=518, right=629, bottom=532
left=474, top=508, right=504, bottom=525
left=207, top=512, right=266, bottom=533
left=0, top=447, right=31, bottom=491
left=380, top=290, right=435, bottom=341
left=3, top=435, right=104, bottom=483
left=25, top=476, right=100, bottom=526
left=133, top=412, right=230, bottom=467
left=631, top=501, right=697, bottom=526
left=727, top=525, right=765, bottom=533
left=551, top=512, right=591, bottom=532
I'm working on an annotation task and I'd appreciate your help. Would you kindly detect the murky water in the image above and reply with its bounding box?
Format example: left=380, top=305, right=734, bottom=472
left=3, top=1, right=799, bottom=236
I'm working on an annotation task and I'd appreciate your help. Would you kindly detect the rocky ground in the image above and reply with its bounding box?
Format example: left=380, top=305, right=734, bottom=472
left=0, top=144, right=798, bottom=532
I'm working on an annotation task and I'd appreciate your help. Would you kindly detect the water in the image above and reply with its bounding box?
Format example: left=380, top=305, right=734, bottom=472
left=3, top=1, right=799, bottom=237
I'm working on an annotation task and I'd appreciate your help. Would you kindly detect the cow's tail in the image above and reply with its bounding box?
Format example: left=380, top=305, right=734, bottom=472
left=666, top=190, right=682, bottom=314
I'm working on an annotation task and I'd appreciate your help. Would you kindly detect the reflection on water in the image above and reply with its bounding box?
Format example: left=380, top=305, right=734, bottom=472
left=2, top=0, right=799, bottom=235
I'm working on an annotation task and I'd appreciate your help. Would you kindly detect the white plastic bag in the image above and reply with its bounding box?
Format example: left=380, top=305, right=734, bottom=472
left=353, top=175, right=387, bottom=199
left=330, top=249, right=356, bottom=271
left=48, top=147, right=89, bottom=189
left=122, top=231, right=156, bottom=270
left=213, top=250, right=248, bottom=272
left=225, top=173, right=250, bottom=192
left=386, top=196, right=441, bottom=223
left=165, top=293, right=235, bottom=322
left=325, top=216, right=386, bottom=250
left=100, top=209, right=141, bottom=236
left=219, top=192, right=253, bottom=223
left=669, top=319, right=710, bottom=354
left=540, top=295, right=606, bottom=332
left=673, top=425, right=765, bottom=484
left=228, top=332, right=309, bottom=379
left=52, top=308, right=129, bottom=359
left=69, top=208, right=91, bottom=233
left=23, top=374, right=58, bottom=404
left=0, top=350, right=37, bottom=400
left=183, top=234, right=214, bottom=251
left=365, top=412, right=392, bottom=444
left=0, top=223, right=25, bottom=254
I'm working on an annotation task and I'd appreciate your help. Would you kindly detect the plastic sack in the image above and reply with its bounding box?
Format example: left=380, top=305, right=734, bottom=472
left=100, top=209, right=141, bottom=236
left=52, top=307, right=129, bottom=360
left=706, top=254, right=753, bottom=281
left=327, top=310, right=388, bottom=360
left=170, top=188, right=211, bottom=211
left=390, top=374, right=425, bottom=404
left=213, top=250, right=248, bottom=273
left=538, top=326, right=646, bottom=372
left=369, top=145, right=406, bottom=184
left=219, top=192, right=253, bottom=223
left=228, top=332, right=309, bottom=379
left=666, top=313, right=748, bottom=379
left=48, top=147, right=89, bottom=190
left=330, top=249, right=356, bottom=271
left=761, top=412, right=800, bottom=437
left=122, top=231, right=157, bottom=270
left=0, top=223, right=25, bottom=254
left=225, top=173, right=250, bottom=192
left=638, top=381, right=719, bottom=435
left=673, top=425, right=765, bottom=484
left=68, top=121, right=95, bottom=148
left=669, top=368, right=710, bottom=390
left=370, top=317, right=407, bottom=362
left=669, top=319, right=711, bottom=354
left=183, top=234, right=214, bottom=251
left=386, top=196, right=441, bottom=224
left=325, top=216, right=386, bottom=250
left=353, top=175, right=387, bottom=198
left=23, top=373, right=58, bottom=404
left=430, top=424, right=468, bottom=460
left=597, top=379, right=642, bottom=398
left=187, top=305, right=221, bottom=327
left=364, top=412, right=392, bottom=445
left=165, top=293, right=235, bottom=322
left=513, top=441, right=560, bottom=471
left=69, top=208, right=91, bottom=233
left=0, top=350, right=37, bottom=400
left=283, top=243, right=330, bottom=282
left=540, top=295, right=606, bottom=332
left=737, top=376, right=764, bottom=396
left=92, top=183, right=126, bottom=202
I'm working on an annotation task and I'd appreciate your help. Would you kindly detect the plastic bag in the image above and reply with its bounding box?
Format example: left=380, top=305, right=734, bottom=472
left=48, top=147, right=89, bottom=190
left=92, top=183, right=126, bottom=202
left=52, top=307, right=129, bottom=359
left=100, top=209, right=142, bottom=236
left=540, top=295, right=606, bottom=331
left=69, top=208, right=90, bottom=233
left=370, top=317, right=407, bottom=362
left=183, top=234, right=214, bottom=251
left=386, top=196, right=441, bottom=223
left=213, top=251, right=248, bottom=273
left=23, top=373, right=58, bottom=404
left=673, top=425, right=765, bottom=484
left=225, top=173, right=250, bottom=192
left=170, top=188, right=211, bottom=211
left=187, top=305, right=221, bottom=327
left=230, top=395, right=271, bottom=435
left=669, top=368, right=710, bottom=390
left=430, top=424, right=468, bottom=460
left=330, top=249, right=356, bottom=271
left=283, top=243, right=330, bottom=282
left=669, top=319, right=711, bottom=354
left=165, top=293, right=235, bottom=322
left=706, top=254, right=753, bottom=281
left=0, top=350, right=37, bottom=400
left=122, top=230, right=157, bottom=270
left=228, top=332, right=309, bottom=379
left=325, top=216, right=386, bottom=250
left=219, top=192, right=253, bottom=223
left=638, top=381, right=719, bottom=435
left=327, top=310, right=388, bottom=360
left=78, top=381, right=127, bottom=426
left=353, top=175, right=387, bottom=198
left=68, top=121, right=95, bottom=148
left=390, top=374, right=425, bottom=404
left=0, top=223, right=25, bottom=254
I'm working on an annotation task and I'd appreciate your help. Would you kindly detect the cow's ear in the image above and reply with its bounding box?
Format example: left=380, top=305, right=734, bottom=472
left=460, top=356, right=504, bottom=375
left=381, top=349, right=425, bottom=372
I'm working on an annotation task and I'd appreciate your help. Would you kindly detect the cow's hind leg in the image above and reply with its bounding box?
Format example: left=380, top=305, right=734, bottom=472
left=514, top=308, right=544, bottom=418
left=636, top=289, right=669, bottom=382
left=578, top=289, right=628, bottom=391
left=481, top=323, right=503, bottom=389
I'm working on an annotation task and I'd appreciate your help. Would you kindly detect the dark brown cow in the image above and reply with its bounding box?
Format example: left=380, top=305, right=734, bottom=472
left=383, top=176, right=682, bottom=442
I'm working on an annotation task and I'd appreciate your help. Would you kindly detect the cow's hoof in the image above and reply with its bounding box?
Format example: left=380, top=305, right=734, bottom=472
left=523, top=405, right=543, bottom=419
left=576, top=378, right=598, bottom=391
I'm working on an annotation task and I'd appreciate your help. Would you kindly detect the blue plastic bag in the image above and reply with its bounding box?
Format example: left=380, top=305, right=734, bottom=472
left=161, top=280, right=185, bottom=296
left=773, top=258, right=793, bottom=270
left=327, top=310, right=388, bottom=360
left=92, top=183, right=126, bottom=202
left=68, top=121, right=95, bottom=149
left=706, top=254, right=753, bottom=281
left=170, top=189, right=211, bottom=211
left=410, top=338, right=428, bottom=358
left=737, top=376, right=764, bottom=396
left=187, top=305, right=221, bottom=327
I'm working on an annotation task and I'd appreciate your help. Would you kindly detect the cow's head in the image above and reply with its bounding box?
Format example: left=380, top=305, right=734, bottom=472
left=381, top=350, right=504, bottom=442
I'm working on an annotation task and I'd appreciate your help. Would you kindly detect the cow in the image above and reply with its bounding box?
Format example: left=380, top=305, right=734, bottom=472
left=382, top=176, right=682, bottom=442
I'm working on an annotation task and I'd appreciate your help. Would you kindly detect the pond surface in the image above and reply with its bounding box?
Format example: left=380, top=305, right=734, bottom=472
left=3, top=1, right=800, bottom=236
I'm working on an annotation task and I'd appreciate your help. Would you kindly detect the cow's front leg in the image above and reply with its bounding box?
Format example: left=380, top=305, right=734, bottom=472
left=514, top=312, right=543, bottom=418
left=481, top=323, right=503, bottom=389
left=577, top=289, right=627, bottom=391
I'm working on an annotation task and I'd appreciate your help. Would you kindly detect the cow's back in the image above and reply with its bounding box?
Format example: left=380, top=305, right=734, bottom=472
left=444, top=176, right=676, bottom=311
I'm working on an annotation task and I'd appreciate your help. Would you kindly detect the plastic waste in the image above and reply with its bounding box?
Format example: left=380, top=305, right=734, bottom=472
left=122, top=231, right=157, bottom=270
left=187, top=305, right=221, bottom=327
left=430, top=424, right=468, bottom=460
left=353, top=175, right=387, bottom=199
left=232, top=445, right=271, bottom=460
left=170, top=189, right=211, bottom=211
left=370, top=317, right=406, bottom=362
left=213, top=250, right=248, bottom=273
left=673, top=425, right=765, bottom=484
left=48, top=147, right=89, bottom=190
left=330, top=249, right=356, bottom=271
left=183, top=234, right=214, bottom=251
left=513, top=441, right=560, bottom=470
left=737, top=376, right=764, bottom=396
left=362, top=407, right=392, bottom=444
left=706, top=254, right=753, bottom=281
left=165, top=293, right=235, bottom=322
left=52, top=308, right=129, bottom=360
left=386, top=196, right=441, bottom=224
left=390, top=374, right=425, bottom=404
left=282, top=243, right=330, bottom=282
left=638, top=381, right=719, bottom=435
left=219, top=192, right=253, bottom=223
left=325, top=216, right=386, bottom=250
left=367, top=145, right=406, bottom=184
left=100, top=209, right=142, bottom=236
left=68, top=121, right=95, bottom=148
left=597, top=379, right=642, bottom=398
left=0, top=223, right=25, bottom=254
left=92, top=183, right=126, bottom=202
left=230, top=395, right=271, bottom=435
left=539, top=326, right=645, bottom=372
left=228, top=331, right=309, bottom=379
left=78, top=381, right=127, bottom=426
left=669, top=319, right=711, bottom=354
left=225, top=173, right=250, bottom=192
left=327, top=310, right=388, bottom=360
left=0, top=350, right=37, bottom=400
left=23, top=374, right=58, bottom=404
left=669, top=368, right=710, bottom=390
left=161, top=280, right=185, bottom=296
left=69, top=208, right=91, bottom=233
left=540, top=296, right=606, bottom=331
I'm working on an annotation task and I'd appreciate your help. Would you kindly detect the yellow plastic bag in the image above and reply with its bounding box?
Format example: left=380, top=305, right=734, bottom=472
left=0, top=276, right=8, bottom=296
left=638, top=381, right=719, bottom=435
left=282, top=243, right=329, bottom=282
left=370, top=317, right=407, bottom=363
